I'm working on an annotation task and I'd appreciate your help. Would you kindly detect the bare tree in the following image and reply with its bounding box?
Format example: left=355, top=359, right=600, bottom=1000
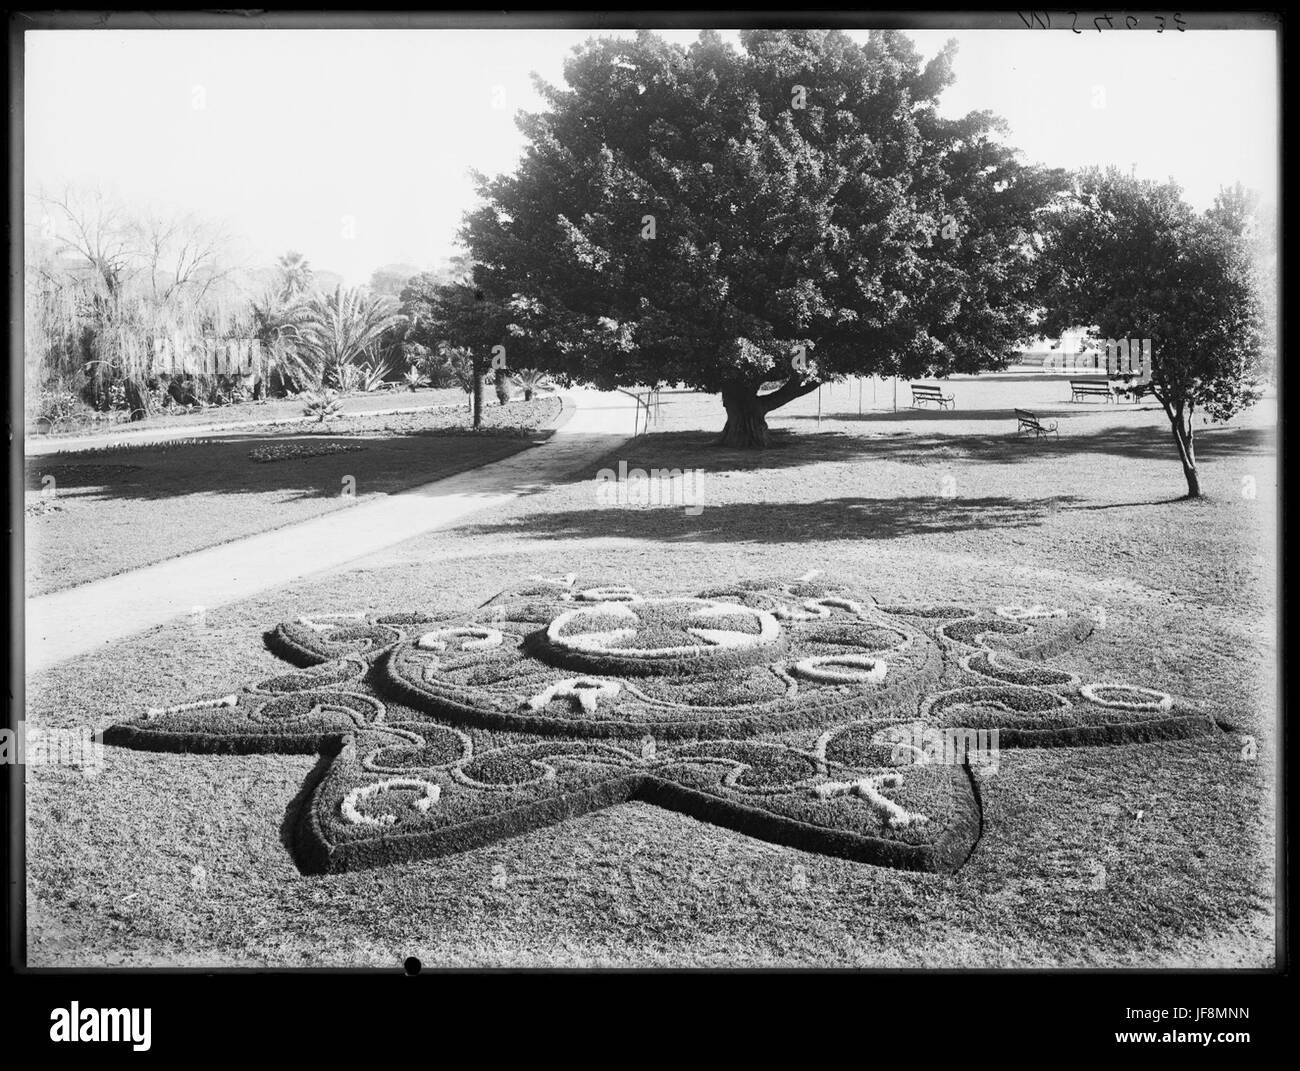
left=36, top=185, right=138, bottom=300
left=133, top=211, right=236, bottom=307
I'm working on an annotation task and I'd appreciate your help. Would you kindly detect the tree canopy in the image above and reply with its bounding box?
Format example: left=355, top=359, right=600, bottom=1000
left=462, top=29, right=1066, bottom=445
left=1037, top=168, right=1266, bottom=497
left=400, top=272, right=511, bottom=426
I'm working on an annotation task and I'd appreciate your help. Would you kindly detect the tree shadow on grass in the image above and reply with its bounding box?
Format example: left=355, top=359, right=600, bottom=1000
left=460, top=494, right=1079, bottom=546
left=21, top=429, right=541, bottom=505
left=22, top=414, right=1274, bottom=508
left=595, top=422, right=1275, bottom=476
left=784, top=403, right=1140, bottom=423
left=1061, top=497, right=1193, bottom=512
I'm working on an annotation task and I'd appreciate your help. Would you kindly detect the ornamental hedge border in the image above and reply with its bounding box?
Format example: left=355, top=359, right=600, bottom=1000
left=102, top=574, right=1219, bottom=877
left=291, top=733, right=980, bottom=875
left=376, top=636, right=946, bottom=741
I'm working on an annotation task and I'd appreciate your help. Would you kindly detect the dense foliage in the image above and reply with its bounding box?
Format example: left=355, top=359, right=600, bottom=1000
left=463, top=29, right=1066, bottom=445
left=1037, top=169, right=1268, bottom=496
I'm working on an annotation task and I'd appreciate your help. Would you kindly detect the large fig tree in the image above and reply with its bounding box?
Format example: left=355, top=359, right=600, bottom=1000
left=463, top=29, right=1063, bottom=446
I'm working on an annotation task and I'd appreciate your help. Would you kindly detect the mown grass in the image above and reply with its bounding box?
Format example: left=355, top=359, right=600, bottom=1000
left=24, top=379, right=1276, bottom=967
left=24, top=398, right=563, bottom=595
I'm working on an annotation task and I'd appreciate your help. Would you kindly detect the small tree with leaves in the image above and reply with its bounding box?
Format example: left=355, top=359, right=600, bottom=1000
left=1037, top=168, right=1266, bottom=498
left=401, top=273, right=513, bottom=429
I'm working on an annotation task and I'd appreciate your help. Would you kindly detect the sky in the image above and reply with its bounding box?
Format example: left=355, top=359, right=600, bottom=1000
left=25, top=26, right=1279, bottom=286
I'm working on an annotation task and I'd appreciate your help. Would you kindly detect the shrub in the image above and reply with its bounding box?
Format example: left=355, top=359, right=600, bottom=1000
left=493, top=370, right=512, bottom=406
left=32, top=385, right=83, bottom=431
left=332, top=364, right=363, bottom=393
left=511, top=369, right=555, bottom=401
left=303, top=388, right=343, bottom=423
left=358, top=357, right=395, bottom=392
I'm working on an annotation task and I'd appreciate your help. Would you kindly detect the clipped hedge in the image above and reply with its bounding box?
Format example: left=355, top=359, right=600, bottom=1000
left=103, top=573, right=1218, bottom=878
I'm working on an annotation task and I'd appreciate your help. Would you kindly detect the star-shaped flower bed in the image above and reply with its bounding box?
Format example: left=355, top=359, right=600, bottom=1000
left=103, top=575, right=1220, bottom=875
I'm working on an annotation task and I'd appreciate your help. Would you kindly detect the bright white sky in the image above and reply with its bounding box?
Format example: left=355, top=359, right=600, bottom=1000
left=25, top=27, right=1279, bottom=286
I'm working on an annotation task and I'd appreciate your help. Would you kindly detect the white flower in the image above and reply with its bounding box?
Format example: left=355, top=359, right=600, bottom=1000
left=1080, top=683, right=1173, bottom=711
left=145, top=694, right=237, bottom=719
left=812, top=774, right=929, bottom=828
left=791, top=654, right=887, bottom=684
left=417, top=627, right=504, bottom=652
left=341, top=778, right=441, bottom=828
left=995, top=605, right=1066, bottom=621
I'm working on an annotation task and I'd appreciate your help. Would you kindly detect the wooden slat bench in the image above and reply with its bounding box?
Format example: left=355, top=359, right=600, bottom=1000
left=1015, top=408, right=1058, bottom=439
left=1070, top=379, right=1114, bottom=403
left=909, top=383, right=954, bottom=410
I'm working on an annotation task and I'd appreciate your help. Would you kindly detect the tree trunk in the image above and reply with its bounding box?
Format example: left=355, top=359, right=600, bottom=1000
left=124, top=380, right=149, bottom=421
left=719, top=386, right=772, bottom=448
left=717, top=376, right=822, bottom=449
left=1169, top=410, right=1200, bottom=498
left=471, top=357, right=484, bottom=429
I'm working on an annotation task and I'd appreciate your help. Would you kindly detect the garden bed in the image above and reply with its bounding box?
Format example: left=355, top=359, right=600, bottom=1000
left=25, top=386, right=470, bottom=441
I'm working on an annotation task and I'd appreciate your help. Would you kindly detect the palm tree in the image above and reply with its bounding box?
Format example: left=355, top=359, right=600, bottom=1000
left=511, top=368, right=555, bottom=401
left=295, top=286, right=406, bottom=388
left=302, top=386, right=343, bottom=423
left=275, top=251, right=314, bottom=304
left=249, top=289, right=317, bottom=394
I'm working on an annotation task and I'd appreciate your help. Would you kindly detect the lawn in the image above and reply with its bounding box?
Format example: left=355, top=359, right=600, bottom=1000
left=23, top=376, right=1277, bottom=967
left=24, top=397, right=563, bottom=595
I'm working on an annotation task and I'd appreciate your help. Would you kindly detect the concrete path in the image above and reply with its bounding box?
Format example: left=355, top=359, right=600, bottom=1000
left=25, top=389, right=636, bottom=673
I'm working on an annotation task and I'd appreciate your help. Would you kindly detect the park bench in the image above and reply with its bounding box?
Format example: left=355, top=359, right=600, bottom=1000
left=1069, top=379, right=1114, bottom=403
left=910, top=383, right=954, bottom=410
left=1015, top=408, right=1058, bottom=439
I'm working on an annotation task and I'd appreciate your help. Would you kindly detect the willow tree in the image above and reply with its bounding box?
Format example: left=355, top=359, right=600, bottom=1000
left=463, top=29, right=1063, bottom=446
left=31, top=187, right=248, bottom=416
